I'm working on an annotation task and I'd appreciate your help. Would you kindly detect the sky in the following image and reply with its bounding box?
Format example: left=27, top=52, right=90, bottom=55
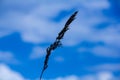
left=0, top=0, right=120, bottom=80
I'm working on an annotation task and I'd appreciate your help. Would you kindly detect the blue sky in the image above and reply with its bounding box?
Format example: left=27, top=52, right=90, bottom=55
left=0, top=0, right=120, bottom=80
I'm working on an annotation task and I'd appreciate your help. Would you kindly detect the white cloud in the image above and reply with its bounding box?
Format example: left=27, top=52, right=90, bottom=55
left=54, top=56, right=64, bottom=62
left=96, top=72, right=115, bottom=80
left=54, top=75, right=79, bottom=80
left=78, top=44, right=120, bottom=58
left=1, top=0, right=120, bottom=58
left=0, top=2, right=71, bottom=43
left=0, top=0, right=111, bottom=44
left=30, top=46, right=46, bottom=59
left=0, top=64, right=27, bottom=80
left=2, top=0, right=39, bottom=7
left=88, top=64, right=120, bottom=72
left=92, top=45, right=120, bottom=57
left=80, top=0, right=110, bottom=9
left=0, top=51, right=19, bottom=64
left=46, top=71, right=119, bottom=80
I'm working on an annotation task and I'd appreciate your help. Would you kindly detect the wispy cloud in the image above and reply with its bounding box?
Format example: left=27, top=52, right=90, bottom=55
left=0, top=0, right=74, bottom=44
left=0, top=0, right=112, bottom=44
left=29, top=46, right=46, bottom=59
left=1, top=0, right=119, bottom=59
left=0, top=0, right=120, bottom=79
left=44, top=72, right=119, bottom=80
left=0, top=64, right=27, bottom=80
left=0, top=51, right=19, bottom=64
left=92, top=45, right=120, bottom=57
left=78, top=44, right=120, bottom=58
left=1, top=0, right=119, bottom=46
left=53, top=75, right=79, bottom=80
left=54, top=56, right=64, bottom=62
left=87, top=63, right=120, bottom=72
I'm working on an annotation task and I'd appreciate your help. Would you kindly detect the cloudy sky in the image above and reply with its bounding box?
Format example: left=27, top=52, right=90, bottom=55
left=0, top=0, right=120, bottom=80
